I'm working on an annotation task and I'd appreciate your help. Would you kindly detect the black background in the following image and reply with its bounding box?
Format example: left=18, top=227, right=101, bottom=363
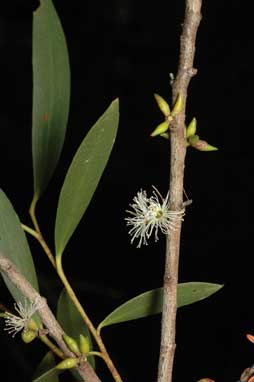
left=0, top=1, right=254, bottom=382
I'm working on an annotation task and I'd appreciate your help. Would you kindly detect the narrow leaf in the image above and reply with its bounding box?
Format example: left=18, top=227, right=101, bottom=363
left=98, top=282, right=223, bottom=329
left=55, top=99, right=119, bottom=256
left=32, top=0, right=70, bottom=196
left=57, top=289, right=95, bottom=369
left=33, top=352, right=60, bottom=382
left=0, top=190, right=41, bottom=325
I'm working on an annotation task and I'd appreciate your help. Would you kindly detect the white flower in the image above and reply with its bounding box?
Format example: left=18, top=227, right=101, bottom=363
left=4, top=298, right=43, bottom=337
left=125, top=187, right=185, bottom=248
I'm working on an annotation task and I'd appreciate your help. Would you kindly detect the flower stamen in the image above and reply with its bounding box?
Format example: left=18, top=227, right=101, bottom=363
left=125, top=186, right=185, bottom=248
left=4, top=297, right=44, bottom=337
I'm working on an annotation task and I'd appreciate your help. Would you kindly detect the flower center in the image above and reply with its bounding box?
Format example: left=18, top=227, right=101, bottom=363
left=155, top=209, right=163, bottom=219
left=149, top=203, right=163, bottom=219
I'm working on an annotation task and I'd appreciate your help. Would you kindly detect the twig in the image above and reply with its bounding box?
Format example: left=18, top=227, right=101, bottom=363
left=21, top=223, right=56, bottom=267
left=23, top=210, right=122, bottom=381
left=55, top=256, right=122, bottom=382
left=0, top=252, right=101, bottom=382
left=157, top=2, right=202, bottom=382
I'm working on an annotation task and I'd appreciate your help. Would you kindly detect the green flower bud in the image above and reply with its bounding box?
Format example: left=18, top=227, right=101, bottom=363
left=154, top=94, right=170, bottom=116
left=150, top=121, right=169, bottom=137
left=63, top=334, right=81, bottom=356
left=56, top=357, right=78, bottom=370
left=160, top=132, right=170, bottom=140
left=192, top=139, right=218, bottom=151
left=79, top=334, right=90, bottom=354
left=188, top=134, right=200, bottom=146
left=171, top=93, right=183, bottom=116
left=186, top=117, right=197, bottom=138
left=21, top=329, right=37, bottom=343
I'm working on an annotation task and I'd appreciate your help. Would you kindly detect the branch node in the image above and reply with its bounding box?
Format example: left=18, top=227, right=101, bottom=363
left=190, top=67, right=198, bottom=77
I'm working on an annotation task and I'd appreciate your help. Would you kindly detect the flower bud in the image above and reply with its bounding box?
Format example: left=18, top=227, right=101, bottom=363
left=150, top=121, right=169, bottom=137
left=160, top=132, right=170, bottom=140
left=188, top=134, right=200, bottom=146
left=21, top=329, right=37, bottom=343
left=186, top=117, right=197, bottom=137
left=63, top=334, right=81, bottom=356
left=171, top=93, right=183, bottom=116
left=191, top=139, right=218, bottom=151
left=154, top=94, right=170, bottom=116
left=79, top=334, right=90, bottom=354
left=56, top=357, right=78, bottom=370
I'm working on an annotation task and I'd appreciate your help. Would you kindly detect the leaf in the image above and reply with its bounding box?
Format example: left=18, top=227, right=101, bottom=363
left=177, top=282, right=223, bottom=307
left=57, top=289, right=95, bottom=369
left=98, top=282, right=223, bottom=329
left=33, top=352, right=60, bottom=382
left=55, top=99, right=119, bottom=257
left=0, top=190, right=41, bottom=325
left=32, top=0, right=70, bottom=196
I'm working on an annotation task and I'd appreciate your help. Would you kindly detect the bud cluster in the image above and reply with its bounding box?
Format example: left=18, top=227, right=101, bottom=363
left=151, top=93, right=218, bottom=152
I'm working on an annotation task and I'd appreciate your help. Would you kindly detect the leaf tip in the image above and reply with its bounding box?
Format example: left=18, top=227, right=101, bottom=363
left=214, top=283, right=224, bottom=291
left=112, top=98, right=119, bottom=107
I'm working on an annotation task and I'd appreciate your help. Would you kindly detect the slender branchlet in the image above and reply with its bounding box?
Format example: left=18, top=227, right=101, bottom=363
left=157, top=2, right=202, bottom=382
left=0, top=252, right=101, bottom=382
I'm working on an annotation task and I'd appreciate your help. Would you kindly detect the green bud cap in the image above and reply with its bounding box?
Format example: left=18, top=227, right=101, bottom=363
left=192, top=139, right=218, bottom=151
left=154, top=94, right=171, bottom=116
left=56, top=357, right=78, bottom=370
left=21, top=329, right=37, bottom=343
left=160, top=132, right=170, bottom=140
left=79, top=334, right=90, bottom=354
left=171, top=93, right=183, bottom=116
left=188, top=134, right=200, bottom=146
left=186, top=117, right=197, bottom=138
left=63, top=334, right=81, bottom=356
left=150, top=121, right=169, bottom=137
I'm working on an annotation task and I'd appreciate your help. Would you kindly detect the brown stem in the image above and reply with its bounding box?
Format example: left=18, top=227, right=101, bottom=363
left=0, top=252, right=101, bottom=382
left=157, top=2, right=202, bottom=382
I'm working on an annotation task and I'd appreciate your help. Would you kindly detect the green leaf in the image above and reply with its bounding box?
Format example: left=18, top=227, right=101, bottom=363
left=57, top=289, right=95, bottom=369
left=0, top=190, right=41, bottom=325
left=33, top=352, right=60, bottom=382
left=55, top=99, right=119, bottom=256
left=98, top=282, right=223, bottom=329
left=32, top=0, right=70, bottom=196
